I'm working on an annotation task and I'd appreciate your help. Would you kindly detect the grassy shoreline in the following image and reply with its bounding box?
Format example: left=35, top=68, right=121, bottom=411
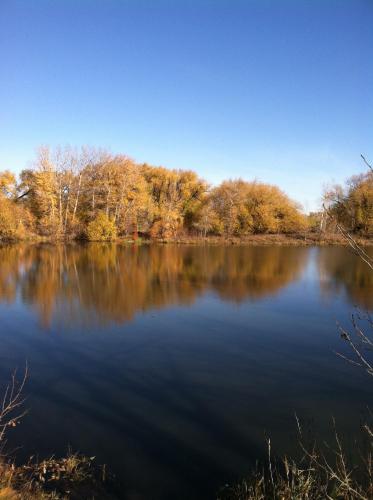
left=156, top=233, right=373, bottom=246
left=2, top=233, right=373, bottom=247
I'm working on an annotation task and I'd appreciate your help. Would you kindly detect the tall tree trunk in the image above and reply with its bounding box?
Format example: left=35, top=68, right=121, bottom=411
left=106, top=187, right=111, bottom=217
left=64, top=180, right=72, bottom=235
left=72, top=173, right=82, bottom=224
left=58, top=176, right=63, bottom=232
left=92, top=188, right=96, bottom=214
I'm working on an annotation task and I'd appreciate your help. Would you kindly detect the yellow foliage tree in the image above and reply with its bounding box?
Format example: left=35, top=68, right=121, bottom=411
left=210, top=179, right=306, bottom=236
left=326, top=171, right=373, bottom=235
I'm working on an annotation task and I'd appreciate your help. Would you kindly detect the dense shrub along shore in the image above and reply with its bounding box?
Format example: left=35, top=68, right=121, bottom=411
left=0, top=146, right=372, bottom=243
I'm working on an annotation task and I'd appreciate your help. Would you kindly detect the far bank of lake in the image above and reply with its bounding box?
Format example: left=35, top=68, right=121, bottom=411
left=2, top=232, right=373, bottom=247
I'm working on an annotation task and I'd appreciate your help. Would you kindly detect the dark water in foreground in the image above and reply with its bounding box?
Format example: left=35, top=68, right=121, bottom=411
left=0, top=243, right=373, bottom=499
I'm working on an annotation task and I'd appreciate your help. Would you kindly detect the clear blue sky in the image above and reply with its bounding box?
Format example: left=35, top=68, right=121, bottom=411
left=1, top=0, right=372, bottom=211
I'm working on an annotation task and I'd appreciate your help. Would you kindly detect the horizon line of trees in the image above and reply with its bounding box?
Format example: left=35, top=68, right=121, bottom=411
left=0, top=146, right=371, bottom=241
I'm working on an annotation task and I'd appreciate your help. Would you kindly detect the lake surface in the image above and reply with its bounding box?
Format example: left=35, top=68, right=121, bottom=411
left=0, top=243, right=373, bottom=499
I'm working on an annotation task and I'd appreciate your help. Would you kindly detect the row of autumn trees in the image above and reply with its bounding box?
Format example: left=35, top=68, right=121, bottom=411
left=0, top=146, right=306, bottom=241
left=0, top=146, right=372, bottom=241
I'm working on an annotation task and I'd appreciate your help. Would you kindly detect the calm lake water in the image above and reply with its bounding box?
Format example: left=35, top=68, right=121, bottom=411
left=0, top=243, right=373, bottom=499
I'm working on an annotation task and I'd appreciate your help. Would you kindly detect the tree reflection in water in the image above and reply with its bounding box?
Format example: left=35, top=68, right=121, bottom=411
left=0, top=244, right=309, bottom=328
left=318, top=246, right=373, bottom=309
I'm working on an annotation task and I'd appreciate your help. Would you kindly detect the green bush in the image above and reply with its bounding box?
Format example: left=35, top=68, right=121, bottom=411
left=87, top=213, right=117, bottom=241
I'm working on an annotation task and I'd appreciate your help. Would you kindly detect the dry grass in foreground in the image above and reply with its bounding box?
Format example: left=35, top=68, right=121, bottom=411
left=218, top=429, right=373, bottom=500
left=0, top=453, right=117, bottom=500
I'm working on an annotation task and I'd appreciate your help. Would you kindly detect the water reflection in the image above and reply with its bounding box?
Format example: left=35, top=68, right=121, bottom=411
left=1, top=243, right=373, bottom=499
left=318, top=247, right=373, bottom=309
left=0, top=244, right=309, bottom=327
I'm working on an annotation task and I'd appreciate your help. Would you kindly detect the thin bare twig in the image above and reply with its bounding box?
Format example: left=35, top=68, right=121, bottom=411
left=0, top=364, right=28, bottom=444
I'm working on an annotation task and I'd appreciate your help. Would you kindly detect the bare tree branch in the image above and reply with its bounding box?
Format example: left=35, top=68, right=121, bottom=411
left=361, top=154, right=373, bottom=173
